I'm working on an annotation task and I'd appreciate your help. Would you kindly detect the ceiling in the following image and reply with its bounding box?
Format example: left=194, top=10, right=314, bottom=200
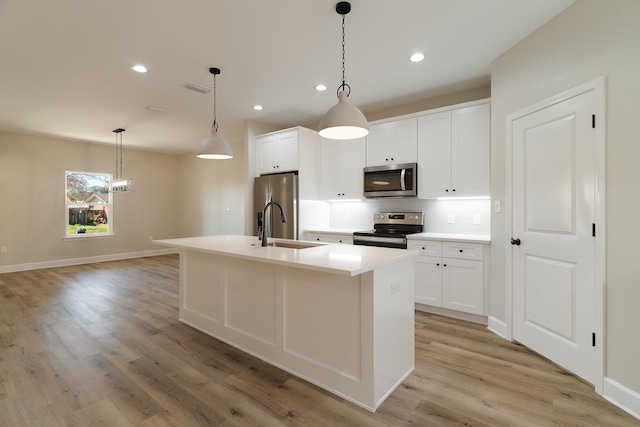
left=0, top=0, right=574, bottom=155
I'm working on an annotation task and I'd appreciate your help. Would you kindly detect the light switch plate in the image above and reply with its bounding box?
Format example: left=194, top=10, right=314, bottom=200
left=447, top=213, right=454, bottom=224
left=391, top=281, right=400, bottom=294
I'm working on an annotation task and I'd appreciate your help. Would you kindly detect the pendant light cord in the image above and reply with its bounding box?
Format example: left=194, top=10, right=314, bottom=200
left=212, top=73, right=218, bottom=132
left=112, top=128, right=125, bottom=182
left=341, top=13, right=346, bottom=89
left=338, top=10, right=351, bottom=97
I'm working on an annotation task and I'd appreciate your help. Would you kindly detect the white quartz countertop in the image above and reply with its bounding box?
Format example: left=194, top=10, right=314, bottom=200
left=306, top=229, right=491, bottom=243
left=304, top=228, right=361, bottom=235
left=407, top=233, right=491, bottom=243
left=153, top=235, right=418, bottom=277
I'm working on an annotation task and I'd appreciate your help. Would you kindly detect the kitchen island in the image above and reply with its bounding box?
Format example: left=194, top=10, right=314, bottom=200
left=153, top=235, right=417, bottom=412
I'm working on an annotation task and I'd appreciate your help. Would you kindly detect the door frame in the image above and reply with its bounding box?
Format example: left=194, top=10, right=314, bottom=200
left=505, top=76, right=606, bottom=393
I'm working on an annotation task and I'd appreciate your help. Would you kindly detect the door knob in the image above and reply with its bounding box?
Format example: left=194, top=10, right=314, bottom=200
left=510, top=238, right=521, bottom=246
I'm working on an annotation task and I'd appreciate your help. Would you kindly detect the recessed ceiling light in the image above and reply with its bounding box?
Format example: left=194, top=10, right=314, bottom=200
left=315, top=84, right=327, bottom=91
left=253, top=105, right=263, bottom=111
left=131, top=64, right=148, bottom=73
left=409, top=53, right=425, bottom=63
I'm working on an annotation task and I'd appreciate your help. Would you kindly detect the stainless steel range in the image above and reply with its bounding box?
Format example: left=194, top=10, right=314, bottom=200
left=353, top=212, right=424, bottom=249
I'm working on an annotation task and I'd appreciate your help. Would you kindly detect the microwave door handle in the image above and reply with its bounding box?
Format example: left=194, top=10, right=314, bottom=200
left=400, top=168, right=406, bottom=191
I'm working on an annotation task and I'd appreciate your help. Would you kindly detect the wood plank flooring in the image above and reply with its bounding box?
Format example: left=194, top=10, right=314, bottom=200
left=0, top=254, right=637, bottom=426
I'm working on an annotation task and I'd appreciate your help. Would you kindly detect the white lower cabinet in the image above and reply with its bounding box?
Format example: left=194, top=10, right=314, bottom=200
left=409, top=240, right=485, bottom=315
left=306, top=232, right=353, bottom=245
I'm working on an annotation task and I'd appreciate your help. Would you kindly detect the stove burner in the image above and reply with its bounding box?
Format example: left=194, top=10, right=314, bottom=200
left=353, top=212, right=423, bottom=249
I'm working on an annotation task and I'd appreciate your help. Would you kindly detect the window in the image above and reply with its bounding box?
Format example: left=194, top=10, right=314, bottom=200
left=65, top=171, right=112, bottom=237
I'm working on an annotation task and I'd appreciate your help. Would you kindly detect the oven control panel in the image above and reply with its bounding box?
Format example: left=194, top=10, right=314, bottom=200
left=373, top=212, right=423, bottom=225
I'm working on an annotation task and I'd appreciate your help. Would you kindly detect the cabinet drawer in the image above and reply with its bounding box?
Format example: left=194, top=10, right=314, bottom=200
left=307, top=233, right=352, bottom=245
left=408, top=240, right=442, bottom=256
left=442, top=242, right=483, bottom=261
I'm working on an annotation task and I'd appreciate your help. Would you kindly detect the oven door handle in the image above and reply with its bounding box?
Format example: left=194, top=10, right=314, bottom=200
left=400, top=168, right=406, bottom=191
left=352, top=235, right=407, bottom=245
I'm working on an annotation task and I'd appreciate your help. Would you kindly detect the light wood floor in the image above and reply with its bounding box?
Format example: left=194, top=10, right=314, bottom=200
left=0, top=255, right=637, bottom=426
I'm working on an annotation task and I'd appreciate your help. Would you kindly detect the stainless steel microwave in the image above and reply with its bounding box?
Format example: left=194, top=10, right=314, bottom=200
left=363, top=163, right=417, bottom=198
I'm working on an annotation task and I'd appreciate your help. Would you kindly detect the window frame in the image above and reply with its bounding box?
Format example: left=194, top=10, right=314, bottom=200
left=64, top=170, right=114, bottom=239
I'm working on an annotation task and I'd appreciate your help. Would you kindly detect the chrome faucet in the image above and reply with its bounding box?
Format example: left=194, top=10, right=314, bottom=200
left=261, top=200, right=287, bottom=247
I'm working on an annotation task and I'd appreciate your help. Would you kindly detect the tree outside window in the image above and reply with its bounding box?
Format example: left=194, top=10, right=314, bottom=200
left=65, top=171, right=112, bottom=237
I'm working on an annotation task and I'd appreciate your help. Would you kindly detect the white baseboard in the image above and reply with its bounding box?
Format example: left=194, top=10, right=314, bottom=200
left=415, top=303, right=488, bottom=325
left=603, top=377, right=640, bottom=421
left=0, top=248, right=178, bottom=274
left=487, top=316, right=509, bottom=340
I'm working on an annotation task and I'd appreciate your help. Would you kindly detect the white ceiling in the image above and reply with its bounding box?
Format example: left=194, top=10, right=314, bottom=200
left=0, top=0, right=574, bottom=154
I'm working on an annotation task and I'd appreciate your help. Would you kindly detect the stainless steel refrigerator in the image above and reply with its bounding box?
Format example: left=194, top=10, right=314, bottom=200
left=254, top=173, right=298, bottom=239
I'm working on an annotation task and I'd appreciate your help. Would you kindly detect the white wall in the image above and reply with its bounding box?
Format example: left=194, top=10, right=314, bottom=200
left=0, top=131, right=179, bottom=269
left=328, top=199, right=490, bottom=235
left=491, top=0, right=640, bottom=397
left=177, top=134, right=246, bottom=238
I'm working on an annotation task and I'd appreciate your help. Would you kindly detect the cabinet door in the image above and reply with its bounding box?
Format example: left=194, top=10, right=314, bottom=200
left=417, top=111, right=452, bottom=198
left=415, top=255, right=442, bottom=306
left=442, top=258, right=484, bottom=315
left=258, top=135, right=278, bottom=174
left=389, top=118, right=417, bottom=164
left=365, top=123, right=390, bottom=166
left=451, top=103, right=490, bottom=197
left=320, top=138, right=342, bottom=199
left=275, top=131, right=299, bottom=173
left=342, top=137, right=366, bottom=198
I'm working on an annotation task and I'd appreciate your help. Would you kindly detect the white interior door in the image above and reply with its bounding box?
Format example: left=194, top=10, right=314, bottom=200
left=511, top=88, right=597, bottom=384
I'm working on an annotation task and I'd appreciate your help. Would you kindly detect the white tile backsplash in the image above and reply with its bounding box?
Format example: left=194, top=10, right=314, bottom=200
left=327, top=198, right=491, bottom=235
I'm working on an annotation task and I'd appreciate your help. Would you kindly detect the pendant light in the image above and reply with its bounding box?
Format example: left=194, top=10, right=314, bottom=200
left=319, top=1, right=369, bottom=140
left=111, top=128, right=135, bottom=193
left=196, top=67, right=233, bottom=159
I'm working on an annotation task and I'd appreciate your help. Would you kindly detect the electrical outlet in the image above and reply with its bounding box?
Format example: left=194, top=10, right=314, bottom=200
left=391, top=281, right=400, bottom=295
left=447, top=213, right=455, bottom=224
left=495, top=200, right=502, bottom=213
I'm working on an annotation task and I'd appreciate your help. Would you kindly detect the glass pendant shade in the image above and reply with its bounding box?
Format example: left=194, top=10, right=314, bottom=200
left=319, top=90, right=369, bottom=139
left=196, top=127, right=233, bottom=159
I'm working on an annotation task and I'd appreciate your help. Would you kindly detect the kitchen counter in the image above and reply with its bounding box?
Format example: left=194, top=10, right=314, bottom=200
left=152, top=235, right=416, bottom=412
left=154, top=234, right=417, bottom=276
left=303, top=228, right=362, bottom=234
left=408, top=232, right=491, bottom=243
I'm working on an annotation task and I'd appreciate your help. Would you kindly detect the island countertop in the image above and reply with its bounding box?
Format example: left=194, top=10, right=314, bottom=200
left=153, top=235, right=418, bottom=277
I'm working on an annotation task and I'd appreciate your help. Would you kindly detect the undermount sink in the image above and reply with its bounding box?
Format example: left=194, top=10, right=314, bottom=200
left=250, top=240, right=323, bottom=249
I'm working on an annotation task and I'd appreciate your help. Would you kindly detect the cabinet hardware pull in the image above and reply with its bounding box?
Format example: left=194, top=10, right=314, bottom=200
left=459, top=249, right=463, bottom=253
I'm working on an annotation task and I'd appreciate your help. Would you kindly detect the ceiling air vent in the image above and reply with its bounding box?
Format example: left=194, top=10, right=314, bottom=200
left=182, top=81, right=211, bottom=94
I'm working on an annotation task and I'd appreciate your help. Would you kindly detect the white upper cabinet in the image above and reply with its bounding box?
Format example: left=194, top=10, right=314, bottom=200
left=366, top=118, right=417, bottom=166
left=418, top=102, right=490, bottom=199
left=255, top=127, right=321, bottom=199
left=321, top=137, right=365, bottom=200
left=257, top=130, right=299, bottom=174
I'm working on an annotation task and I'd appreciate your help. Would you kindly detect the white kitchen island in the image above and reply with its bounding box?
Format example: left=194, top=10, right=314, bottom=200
left=153, top=235, right=417, bottom=412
